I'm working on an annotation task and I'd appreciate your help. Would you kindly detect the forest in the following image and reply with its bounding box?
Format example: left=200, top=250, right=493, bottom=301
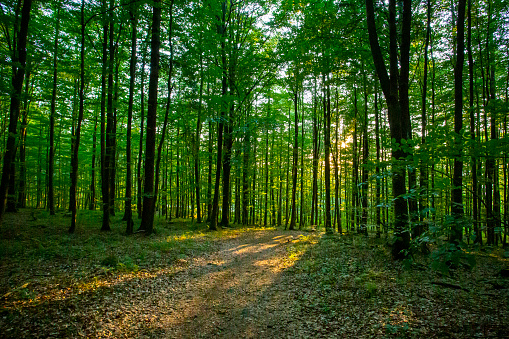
left=1, top=0, right=509, bottom=337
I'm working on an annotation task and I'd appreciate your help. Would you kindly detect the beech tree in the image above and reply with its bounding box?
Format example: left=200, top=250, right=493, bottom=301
left=365, top=0, right=412, bottom=258
left=0, top=0, right=33, bottom=222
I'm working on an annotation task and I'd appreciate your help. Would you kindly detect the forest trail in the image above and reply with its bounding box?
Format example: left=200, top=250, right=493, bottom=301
left=99, top=229, right=309, bottom=338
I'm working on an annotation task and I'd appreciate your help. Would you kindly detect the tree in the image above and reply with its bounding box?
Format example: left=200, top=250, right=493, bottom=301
left=450, top=0, right=467, bottom=243
left=365, top=0, right=412, bottom=258
left=139, top=0, right=162, bottom=235
left=0, top=0, right=33, bottom=223
left=68, top=0, right=86, bottom=233
left=123, top=1, right=137, bottom=234
left=48, top=5, right=60, bottom=216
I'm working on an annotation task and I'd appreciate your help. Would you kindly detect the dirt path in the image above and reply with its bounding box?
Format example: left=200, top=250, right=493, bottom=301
left=96, top=229, right=309, bottom=338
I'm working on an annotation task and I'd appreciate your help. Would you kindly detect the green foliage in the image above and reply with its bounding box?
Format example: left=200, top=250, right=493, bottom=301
left=385, top=322, right=413, bottom=338
left=429, top=242, right=476, bottom=275
left=411, top=216, right=477, bottom=275
left=100, top=254, right=118, bottom=267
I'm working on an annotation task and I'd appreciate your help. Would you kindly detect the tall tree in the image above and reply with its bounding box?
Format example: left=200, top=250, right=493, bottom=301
left=467, top=0, right=480, bottom=243
left=324, top=76, right=332, bottom=234
left=139, top=0, right=161, bottom=234
left=124, top=2, right=137, bottom=234
left=68, top=0, right=86, bottom=233
left=289, top=72, right=299, bottom=231
left=209, top=1, right=227, bottom=231
left=365, top=0, right=412, bottom=258
left=451, top=0, right=467, bottom=243
left=48, top=5, right=60, bottom=216
left=0, top=0, right=32, bottom=222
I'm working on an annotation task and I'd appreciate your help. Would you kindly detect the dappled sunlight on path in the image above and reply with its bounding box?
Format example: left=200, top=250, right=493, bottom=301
left=96, top=230, right=313, bottom=338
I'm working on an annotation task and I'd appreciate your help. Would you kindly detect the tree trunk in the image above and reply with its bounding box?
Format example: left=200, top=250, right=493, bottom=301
left=0, top=0, right=32, bottom=221
left=352, top=87, right=359, bottom=231
left=311, top=95, right=319, bottom=227
left=365, top=0, right=412, bottom=258
left=416, top=0, right=431, bottom=239
left=137, top=56, right=146, bottom=219
left=124, top=5, right=137, bottom=233
left=299, top=95, right=305, bottom=229
left=289, top=89, right=299, bottom=231
left=48, top=7, right=59, bottom=215
left=17, top=67, right=31, bottom=209
left=467, top=0, right=479, bottom=243
left=90, top=112, right=97, bottom=211
left=154, top=0, right=174, bottom=220
left=100, top=0, right=110, bottom=231
left=210, top=2, right=227, bottom=231
left=68, top=0, right=85, bottom=233
left=450, top=0, right=466, bottom=243
left=375, top=87, right=381, bottom=238
left=194, top=47, right=204, bottom=224
left=324, top=78, right=332, bottom=234
left=264, top=104, right=270, bottom=227
left=360, top=71, right=369, bottom=236
left=139, top=0, right=161, bottom=234
left=206, top=120, right=213, bottom=222
left=242, top=122, right=250, bottom=225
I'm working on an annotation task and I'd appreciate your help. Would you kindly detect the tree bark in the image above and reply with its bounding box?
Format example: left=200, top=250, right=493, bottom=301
left=139, top=0, right=161, bottom=234
left=324, top=78, right=332, bottom=234
left=289, top=89, right=299, bottom=231
left=210, top=1, right=227, bottom=231
left=0, top=0, right=32, bottom=222
left=450, top=0, right=466, bottom=243
left=365, top=0, right=412, bottom=258
left=68, top=0, right=85, bottom=233
left=124, top=4, right=137, bottom=233
left=154, top=0, right=174, bottom=220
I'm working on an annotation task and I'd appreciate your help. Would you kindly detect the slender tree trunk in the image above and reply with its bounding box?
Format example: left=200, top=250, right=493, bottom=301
left=450, top=0, right=466, bottom=243
left=17, top=67, right=31, bottom=209
left=154, top=0, right=174, bottom=218
left=139, top=0, right=161, bottom=234
left=242, top=122, right=250, bottom=225
left=90, top=112, right=97, bottom=211
left=311, top=95, right=318, bottom=227
left=375, top=87, right=381, bottom=238
left=110, top=60, right=119, bottom=216
left=299, top=95, right=305, bottom=229
left=324, top=78, right=332, bottom=234
left=194, top=48, right=204, bottom=224
left=289, top=89, right=299, bottom=230
left=0, top=0, right=32, bottom=221
left=264, top=104, right=270, bottom=227
left=137, top=56, right=146, bottom=219
left=124, top=5, right=137, bottom=233
left=99, top=0, right=110, bottom=230
left=360, top=71, right=369, bottom=236
left=210, top=2, right=227, bottom=230
left=352, top=87, right=359, bottom=231
left=334, top=93, right=342, bottom=234
left=68, top=0, right=85, bottom=233
left=206, top=120, right=213, bottom=222
left=416, top=0, right=431, bottom=239
left=366, top=0, right=412, bottom=258
left=467, top=0, right=480, bottom=243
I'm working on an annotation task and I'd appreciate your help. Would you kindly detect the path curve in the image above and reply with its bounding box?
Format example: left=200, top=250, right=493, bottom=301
left=99, top=229, right=309, bottom=338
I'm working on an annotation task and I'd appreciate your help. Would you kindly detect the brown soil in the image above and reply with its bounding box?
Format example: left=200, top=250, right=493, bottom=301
left=129, top=230, right=305, bottom=339
left=1, top=228, right=311, bottom=338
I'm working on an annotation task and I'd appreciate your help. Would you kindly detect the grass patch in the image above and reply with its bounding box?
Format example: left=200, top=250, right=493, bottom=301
left=0, top=209, right=256, bottom=310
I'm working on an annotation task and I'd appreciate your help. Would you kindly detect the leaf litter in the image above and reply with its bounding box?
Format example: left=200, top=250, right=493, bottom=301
left=1, top=210, right=508, bottom=338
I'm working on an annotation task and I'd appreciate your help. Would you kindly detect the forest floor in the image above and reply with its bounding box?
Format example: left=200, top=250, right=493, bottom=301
left=1, top=209, right=509, bottom=338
